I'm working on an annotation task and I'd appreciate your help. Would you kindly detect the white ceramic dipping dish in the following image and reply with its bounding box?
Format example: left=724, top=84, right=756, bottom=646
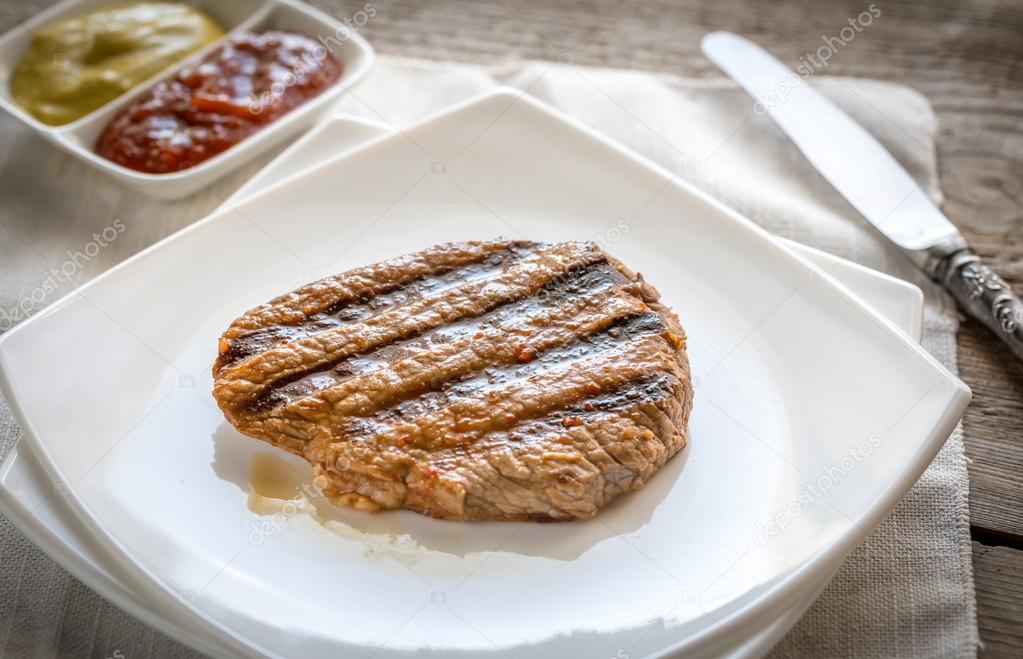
left=0, top=0, right=374, bottom=198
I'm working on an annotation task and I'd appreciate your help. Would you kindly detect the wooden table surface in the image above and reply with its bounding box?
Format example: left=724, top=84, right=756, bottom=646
left=1, top=0, right=1020, bottom=656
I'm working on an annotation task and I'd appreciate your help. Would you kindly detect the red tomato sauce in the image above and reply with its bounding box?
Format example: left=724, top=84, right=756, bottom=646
left=95, top=31, right=342, bottom=174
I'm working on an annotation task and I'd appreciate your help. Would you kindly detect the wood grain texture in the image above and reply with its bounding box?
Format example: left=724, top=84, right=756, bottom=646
left=974, top=542, right=1023, bottom=658
left=268, top=0, right=1023, bottom=536
left=0, top=0, right=1020, bottom=654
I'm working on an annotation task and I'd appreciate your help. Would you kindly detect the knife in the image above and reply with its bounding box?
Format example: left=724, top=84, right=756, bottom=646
left=701, top=31, right=1023, bottom=361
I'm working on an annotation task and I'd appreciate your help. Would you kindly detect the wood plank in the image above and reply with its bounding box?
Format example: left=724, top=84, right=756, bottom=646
left=961, top=325, right=1023, bottom=542
left=975, top=542, right=1023, bottom=657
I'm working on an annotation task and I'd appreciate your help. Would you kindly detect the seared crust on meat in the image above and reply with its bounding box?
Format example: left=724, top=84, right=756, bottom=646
left=212, top=240, right=693, bottom=521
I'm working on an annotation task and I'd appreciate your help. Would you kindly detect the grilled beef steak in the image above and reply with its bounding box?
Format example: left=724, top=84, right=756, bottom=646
left=212, top=240, right=693, bottom=521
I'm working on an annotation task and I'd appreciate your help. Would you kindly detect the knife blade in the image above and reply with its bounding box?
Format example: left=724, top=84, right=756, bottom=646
left=701, top=31, right=1023, bottom=361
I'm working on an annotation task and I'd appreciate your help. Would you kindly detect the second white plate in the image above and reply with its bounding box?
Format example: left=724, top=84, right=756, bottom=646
left=0, top=89, right=967, bottom=658
left=0, top=241, right=921, bottom=657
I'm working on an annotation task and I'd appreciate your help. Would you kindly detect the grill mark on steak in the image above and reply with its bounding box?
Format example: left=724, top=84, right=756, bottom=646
left=320, top=247, right=530, bottom=318
left=397, top=373, right=677, bottom=462
left=316, top=374, right=684, bottom=521
left=319, top=331, right=675, bottom=454
left=214, top=241, right=610, bottom=415
left=218, top=244, right=532, bottom=367
left=212, top=240, right=693, bottom=521
left=252, top=282, right=653, bottom=450
left=339, top=312, right=667, bottom=438
left=244, top=260, right=634, bottom=414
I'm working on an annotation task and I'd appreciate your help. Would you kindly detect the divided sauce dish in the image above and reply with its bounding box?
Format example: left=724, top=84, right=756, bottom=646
left=0, top=0, right=374, bottom=198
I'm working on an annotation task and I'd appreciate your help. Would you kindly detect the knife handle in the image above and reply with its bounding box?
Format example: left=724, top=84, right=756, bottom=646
left=937, top=248, right=1023, bottom=361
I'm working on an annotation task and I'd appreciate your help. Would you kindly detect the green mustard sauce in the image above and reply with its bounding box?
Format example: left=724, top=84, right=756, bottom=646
left=11, top=3, right=223, bottom=125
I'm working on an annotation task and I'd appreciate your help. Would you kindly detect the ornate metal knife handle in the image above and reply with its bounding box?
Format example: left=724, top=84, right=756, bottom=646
left=936, top=248, right=1023, bottom=361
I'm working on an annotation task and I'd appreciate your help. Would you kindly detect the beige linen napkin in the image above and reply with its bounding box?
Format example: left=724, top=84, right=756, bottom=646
left=0, top=56, right=976, bottom=657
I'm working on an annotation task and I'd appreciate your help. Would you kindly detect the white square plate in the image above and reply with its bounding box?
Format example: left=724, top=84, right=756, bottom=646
left=0, top=90, right=968, bottom=658
left=0, top=113, right=926, bottom=659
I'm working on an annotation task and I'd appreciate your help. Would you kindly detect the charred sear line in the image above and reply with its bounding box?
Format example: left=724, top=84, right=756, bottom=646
left=536, top=260, right=624, bottom=305
left=219, top=327, right=291, bottom=368
left=340, top=312, right=667, bottom=437
left=562, top=372, right=676, bottom=415
left=422, top=373, right=678, bottom=460
left=320, top=245, right=530, bottom=318
left=241, top=250, right=620, bottom=414
left=218, top=243, right=536, bottom=369
left=218, top=320, right=333, bottom=368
